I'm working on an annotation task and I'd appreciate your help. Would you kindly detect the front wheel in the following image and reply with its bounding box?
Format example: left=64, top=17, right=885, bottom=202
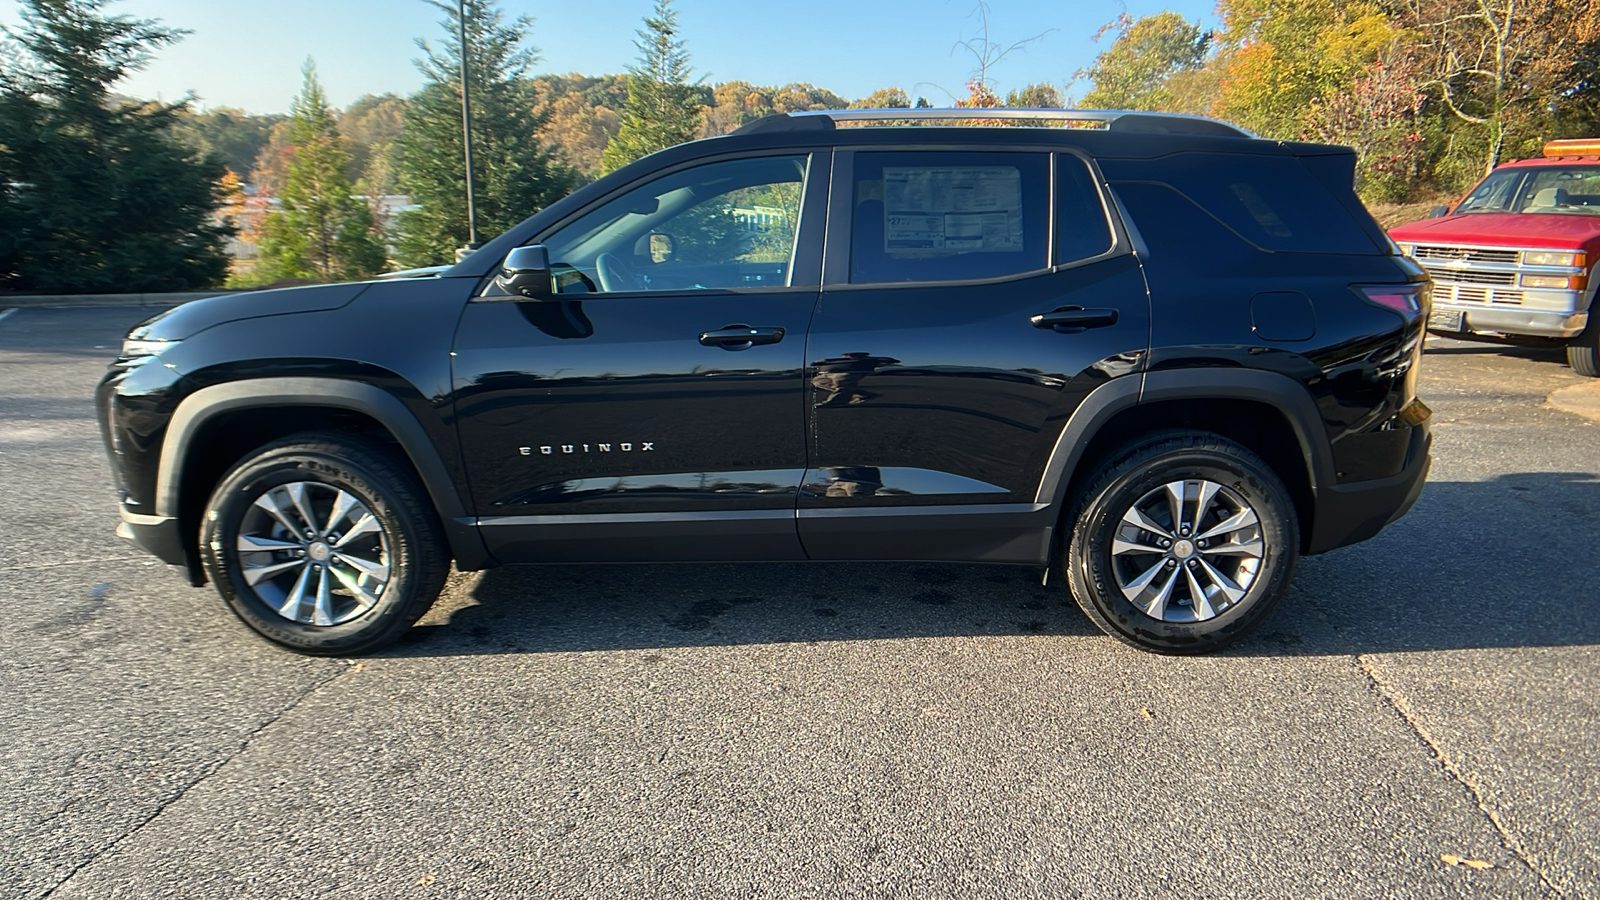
left=1065, top=432, right=1299, bottom=654
left=1567, top=312, right=1599, bottom=377
left=200, top=433, right=450, bottom=655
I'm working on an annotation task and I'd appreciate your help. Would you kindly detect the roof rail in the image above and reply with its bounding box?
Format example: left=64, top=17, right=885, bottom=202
left=733, top=108, right=1258, bottom=139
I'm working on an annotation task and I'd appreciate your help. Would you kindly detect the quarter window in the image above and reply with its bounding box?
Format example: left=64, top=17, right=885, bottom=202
left=849, top=151, right=1049, bottom=284
left=1101, top=153, right=1380, bottom=255
left=1056, top=155, right=1114, bottom=263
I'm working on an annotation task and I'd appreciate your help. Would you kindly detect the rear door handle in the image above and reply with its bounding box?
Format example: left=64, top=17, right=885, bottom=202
left=1030, top=307, right=1120, bottom=333
left=699, top=324, right=786, bottom=350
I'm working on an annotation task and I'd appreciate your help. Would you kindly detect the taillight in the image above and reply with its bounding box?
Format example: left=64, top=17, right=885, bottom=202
left=1354, top=284, right=1428, bottom=321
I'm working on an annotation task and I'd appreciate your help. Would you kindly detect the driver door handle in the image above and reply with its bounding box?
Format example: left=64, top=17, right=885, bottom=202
left=1030, top=307, right=1119, bottom=333
left=699, top=324, right=786, bottom=350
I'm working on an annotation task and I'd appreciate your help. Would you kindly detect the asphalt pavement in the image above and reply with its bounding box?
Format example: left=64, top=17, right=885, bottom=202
left=2, top=307, right=1596, bottom=899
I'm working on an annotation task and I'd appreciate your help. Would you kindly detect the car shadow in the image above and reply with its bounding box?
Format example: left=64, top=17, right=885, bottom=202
left=382, top=472, right=1600, bottom=660
left=1423, top=339, right=1569, bottom=366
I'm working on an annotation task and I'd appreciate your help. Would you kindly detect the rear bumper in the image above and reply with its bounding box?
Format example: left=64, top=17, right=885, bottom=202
left=1306, top=423, right=1431, bottom=555
left=116, top=508, right=188, bottom=566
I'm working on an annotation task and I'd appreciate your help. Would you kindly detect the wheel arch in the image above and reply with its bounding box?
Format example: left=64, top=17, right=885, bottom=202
left=1036, top=369, right=1333, bottom=553
left=158, top=378, right=491, bottom=583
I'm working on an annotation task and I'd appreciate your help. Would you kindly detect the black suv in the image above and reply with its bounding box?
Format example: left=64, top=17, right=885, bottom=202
left=98, top=109, right=1432, bottom=655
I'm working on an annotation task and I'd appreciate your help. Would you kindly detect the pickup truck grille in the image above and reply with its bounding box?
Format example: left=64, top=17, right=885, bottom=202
left=1414, top=245, right=1520, bottom=265
left=1437, top=284, right=1525, bottom=305
left=1424, top=268, right=1517, bottom=286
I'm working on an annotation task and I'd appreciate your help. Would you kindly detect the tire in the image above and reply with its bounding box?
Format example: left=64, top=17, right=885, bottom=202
left=1064, top=431, right=1299, bottom=655
left=199, top=432, right=450, bottom=655
left=1567, top=312, right=1599, bottom=377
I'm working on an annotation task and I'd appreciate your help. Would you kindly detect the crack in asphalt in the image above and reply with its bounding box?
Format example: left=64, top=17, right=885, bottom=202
left=36, top=661, right=351, bottom=899
left=1357, top=654, right=1565, bottom=897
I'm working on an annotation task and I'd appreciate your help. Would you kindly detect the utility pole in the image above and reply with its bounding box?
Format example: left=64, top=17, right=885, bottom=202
left=458, top=0, right=480, bottom=256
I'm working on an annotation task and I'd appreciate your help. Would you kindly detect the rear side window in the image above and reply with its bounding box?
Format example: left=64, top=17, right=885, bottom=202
left=1102, top=153, right=1381, bottom=255
left=1113, top=182, right=1257, bottom=273
left=850, top=151, right=1049, bottom=284
left=1057, top=155, right=1114, bottom=263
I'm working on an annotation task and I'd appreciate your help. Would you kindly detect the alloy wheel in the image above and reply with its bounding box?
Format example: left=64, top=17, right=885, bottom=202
left=1109, top=478, right=1266, bottom=623
left=233, top=481, right=391, bottom=626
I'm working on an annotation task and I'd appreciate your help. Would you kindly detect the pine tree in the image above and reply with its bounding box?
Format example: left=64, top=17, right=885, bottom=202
left=393, top=0, right=574, bottom=267
left=0, top=0, right=230, bottom=293
left=601, top=0, right=704, bottom=174
left=255, top=63, right=386, bottom=283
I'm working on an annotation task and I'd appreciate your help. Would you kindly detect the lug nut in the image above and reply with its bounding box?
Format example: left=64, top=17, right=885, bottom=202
left=1187, top=559, right=1199, bottom=568
left=1160, top=539, right=1171, bottom=548
left=1166, top=559, right=1177, bottom=568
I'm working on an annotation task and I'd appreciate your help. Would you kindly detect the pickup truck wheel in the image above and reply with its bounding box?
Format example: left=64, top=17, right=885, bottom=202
left=1065, top=432, right=1299, bottom=654
left=1568, top=314, right=1600, bottom=377
left=200, top=433, right=449, bottom=655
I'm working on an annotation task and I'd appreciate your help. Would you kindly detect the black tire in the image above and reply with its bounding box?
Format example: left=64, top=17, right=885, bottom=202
left=200, top=432, right=450, bottom=655
left=1567, top=312, right=1599, bottom=377
left=1065, top=431, right=1299, bottom=654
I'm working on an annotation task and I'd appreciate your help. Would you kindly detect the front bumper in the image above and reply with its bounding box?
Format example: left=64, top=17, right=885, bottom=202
left=1430, top=304, right=1588, bottom=339
left=1306, top=422, right=1431, bottom=555
left=116, top=508, right=187, bottom=566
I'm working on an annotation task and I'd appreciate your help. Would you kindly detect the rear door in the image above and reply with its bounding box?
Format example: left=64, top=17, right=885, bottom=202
left=452, top=151, right=827, bottom=562
left=799, top=148, right=1150, bottom=562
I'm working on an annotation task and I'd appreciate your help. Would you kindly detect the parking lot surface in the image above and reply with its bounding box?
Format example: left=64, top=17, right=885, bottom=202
left=2, top=307, right=1596, bottom=899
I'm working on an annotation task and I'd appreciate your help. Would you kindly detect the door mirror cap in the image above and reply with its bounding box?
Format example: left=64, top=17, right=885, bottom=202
left=496, top=245, right=553, bottom=299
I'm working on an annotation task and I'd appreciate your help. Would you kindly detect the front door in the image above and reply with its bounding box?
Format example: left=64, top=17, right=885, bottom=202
left=800, top=148, right=1151, bottom=562
left=452, top=152, right=827, bottom=562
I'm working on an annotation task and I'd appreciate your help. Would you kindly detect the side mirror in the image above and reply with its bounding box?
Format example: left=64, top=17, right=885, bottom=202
left=1427, top=205, right=1451, bottom=219
left=495, top=245, right=553, bottom=299
left=648, top=232, right=676, bottom=263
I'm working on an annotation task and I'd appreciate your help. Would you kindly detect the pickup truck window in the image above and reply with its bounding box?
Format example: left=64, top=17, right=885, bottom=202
left=1457, top=165, right=1600, bottom=215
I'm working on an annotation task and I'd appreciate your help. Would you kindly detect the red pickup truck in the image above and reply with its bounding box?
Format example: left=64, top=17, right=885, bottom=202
left=1390, top=139, right=1600, bottom=376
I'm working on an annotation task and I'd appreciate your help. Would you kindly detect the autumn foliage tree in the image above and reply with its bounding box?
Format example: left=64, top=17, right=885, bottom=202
left=1077, top=12, right=1210, bottom=111
left=254, top=64, right=386, bottom=283
left=1304, top=55, right=1427, bottom=201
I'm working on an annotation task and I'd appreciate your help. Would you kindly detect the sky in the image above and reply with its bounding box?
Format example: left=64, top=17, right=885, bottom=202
left=2, top=0, right=1222, bottom=114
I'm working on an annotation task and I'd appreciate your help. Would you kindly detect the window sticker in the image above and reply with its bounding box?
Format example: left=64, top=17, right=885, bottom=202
left=883, top=166, right=1024, bottom=253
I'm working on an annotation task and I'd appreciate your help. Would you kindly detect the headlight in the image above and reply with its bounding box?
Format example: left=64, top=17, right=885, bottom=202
left=121, top=338, right=178, bottom=358
left=1520, top=274, right=1578, bottom=289
left=1522, top=250, right=1583, bottom=267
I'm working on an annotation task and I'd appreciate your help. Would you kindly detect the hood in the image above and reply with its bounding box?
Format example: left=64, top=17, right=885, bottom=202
left=126, top=282, right=372, bottom=342
left=1389, top=212, right=1600, bottom=250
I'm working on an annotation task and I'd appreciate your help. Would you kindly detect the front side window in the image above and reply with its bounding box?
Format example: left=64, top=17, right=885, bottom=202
left=850, top=151, right=1049, bottom=284
left=541, top=154, right=808, bottom=293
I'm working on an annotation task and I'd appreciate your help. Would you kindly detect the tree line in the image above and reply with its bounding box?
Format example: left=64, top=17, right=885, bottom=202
left=1077, top=1, right=1600, bottom=204
left=2, top=0, right=1596, bottom=293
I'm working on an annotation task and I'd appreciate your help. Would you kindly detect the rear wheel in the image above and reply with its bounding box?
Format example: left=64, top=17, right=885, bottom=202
left=1568, top=311, right=1599, bottom=377
left=1065, top=432, right=1299, bottom=654
left=200, top=433, right=449, bottom=655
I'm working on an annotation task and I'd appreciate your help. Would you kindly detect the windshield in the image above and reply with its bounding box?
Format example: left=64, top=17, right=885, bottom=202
left=1455, top=165, right=1600, bottom=215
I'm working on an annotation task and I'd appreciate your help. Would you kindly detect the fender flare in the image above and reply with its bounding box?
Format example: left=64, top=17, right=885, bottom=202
left=155, top=377, right=491, bottom=570
left=1032, top=368, right=1335, bottom=509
